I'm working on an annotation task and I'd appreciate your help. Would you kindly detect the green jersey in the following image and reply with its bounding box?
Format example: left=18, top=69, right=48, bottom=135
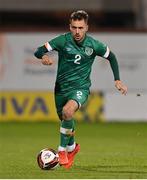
left=47, top=32, right=109, bottom=94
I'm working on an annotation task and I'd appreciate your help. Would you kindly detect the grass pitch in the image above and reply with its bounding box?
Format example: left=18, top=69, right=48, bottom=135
left=0, top=121, right=147, bottom=179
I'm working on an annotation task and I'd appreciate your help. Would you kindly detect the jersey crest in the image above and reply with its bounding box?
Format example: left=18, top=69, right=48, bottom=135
left=85, top=47, right=93, bottom=56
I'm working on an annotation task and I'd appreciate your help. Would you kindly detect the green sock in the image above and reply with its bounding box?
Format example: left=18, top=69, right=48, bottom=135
left=60, top=119, right=74, bottom=148
left=68, top=134, right=75, bottom=146
left=68, top=119, right=75, bottom=146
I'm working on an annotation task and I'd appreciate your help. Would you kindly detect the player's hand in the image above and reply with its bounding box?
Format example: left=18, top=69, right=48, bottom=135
left=41, top=55, right=54, bottom=65
left=115, top=80, right=128, bottom=95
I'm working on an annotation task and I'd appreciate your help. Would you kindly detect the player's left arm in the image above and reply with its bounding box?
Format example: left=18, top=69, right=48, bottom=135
left=106, top=51, right=128, bottom=95
left=94, top=40, right=127, bottom=95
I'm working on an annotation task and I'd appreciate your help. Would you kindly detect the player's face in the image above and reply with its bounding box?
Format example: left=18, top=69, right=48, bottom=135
left=70, top=19, right=88, bottom=42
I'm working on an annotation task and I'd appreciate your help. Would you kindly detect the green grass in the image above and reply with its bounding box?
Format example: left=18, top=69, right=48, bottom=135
left=0, top=121, right=147, bottom=179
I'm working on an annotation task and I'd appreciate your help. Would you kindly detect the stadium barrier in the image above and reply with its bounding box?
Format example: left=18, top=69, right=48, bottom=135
left=0, top=91, right=104, bottom=122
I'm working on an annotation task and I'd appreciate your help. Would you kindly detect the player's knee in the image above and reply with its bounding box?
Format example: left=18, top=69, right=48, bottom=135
left=62, top=107, right=74, bottom=120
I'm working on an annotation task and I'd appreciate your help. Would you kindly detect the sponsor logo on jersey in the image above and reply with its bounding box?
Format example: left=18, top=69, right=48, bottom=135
left=66, top=44, right=73, bottom=52
left=66, top=47, right=72, bottom=52
left=85, top=47, right=93, bottom=56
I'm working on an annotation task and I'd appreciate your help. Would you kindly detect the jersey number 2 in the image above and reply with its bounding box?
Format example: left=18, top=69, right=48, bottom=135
left=74, top=54, right=81, bottom=64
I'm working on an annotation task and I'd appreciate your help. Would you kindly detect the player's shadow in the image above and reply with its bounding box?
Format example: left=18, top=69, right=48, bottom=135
left=75, top=165, right=147, bottom=174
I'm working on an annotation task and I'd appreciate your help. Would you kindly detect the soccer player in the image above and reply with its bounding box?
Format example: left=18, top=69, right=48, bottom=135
left=34, top=10, right=128, bottom=169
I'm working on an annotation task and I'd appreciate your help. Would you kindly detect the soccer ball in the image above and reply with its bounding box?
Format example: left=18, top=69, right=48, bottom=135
left=37, top=148, right=59, bottom=170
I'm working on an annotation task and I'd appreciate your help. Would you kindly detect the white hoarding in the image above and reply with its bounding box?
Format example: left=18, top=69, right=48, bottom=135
left=105, top=93, right=147, bottom=121
left=1, top=32, right=147, bottom=91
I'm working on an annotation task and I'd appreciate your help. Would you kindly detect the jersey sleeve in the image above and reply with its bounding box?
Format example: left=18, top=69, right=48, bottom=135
left=94, top=40, right=110, bottom=58
left=47, top=34, right=66, bottom=51
left=34, top=34, right=66, bottom=59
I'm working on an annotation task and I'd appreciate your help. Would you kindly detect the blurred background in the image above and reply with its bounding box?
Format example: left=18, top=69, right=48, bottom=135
left=0, top=0, right=147, bottom=122
left=0, top=0, right=147, bottom=30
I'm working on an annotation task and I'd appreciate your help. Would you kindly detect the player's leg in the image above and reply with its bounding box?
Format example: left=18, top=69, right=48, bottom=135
left=64, top=90, right=89, bottom=168
left=65, top=125, right=80, bottom=169
left=55, top=90, right=89, bottom=168
left=59, top=99, right=78, bottom=166
left=55, top=94, right=77, bottom=165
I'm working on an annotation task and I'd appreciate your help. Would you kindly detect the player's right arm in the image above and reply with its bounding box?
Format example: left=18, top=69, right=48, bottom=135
left=34, top=43, right=54, bottom=65
left=34, top=34, right=66, bottom=65
left=41, top=54, right=54, bottom=65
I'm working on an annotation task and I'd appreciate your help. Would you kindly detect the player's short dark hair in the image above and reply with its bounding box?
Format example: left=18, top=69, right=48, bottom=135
left=70, top=10, right=89, bottom=24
